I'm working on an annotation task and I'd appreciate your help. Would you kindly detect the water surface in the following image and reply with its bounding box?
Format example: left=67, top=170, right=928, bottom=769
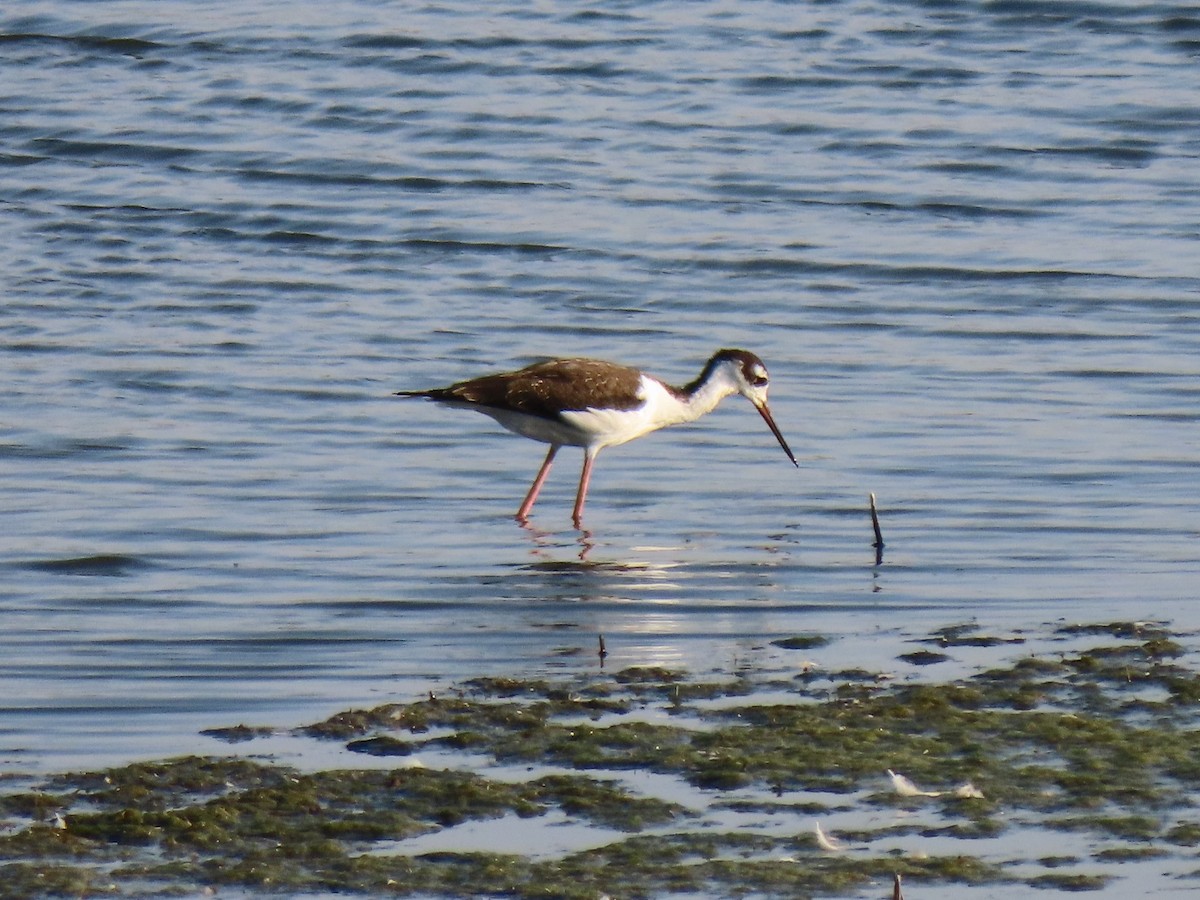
left=2, top=0, right=1198, bottom=825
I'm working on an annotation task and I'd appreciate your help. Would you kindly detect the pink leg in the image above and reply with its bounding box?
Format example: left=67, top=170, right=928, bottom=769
left=516, top=445, right=558, bottom=522
left=572, top=450, right=597, bottom=529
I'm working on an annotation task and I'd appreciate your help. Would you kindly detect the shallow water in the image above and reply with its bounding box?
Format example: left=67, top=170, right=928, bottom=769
left=2, top=0, right=1198, bottom=823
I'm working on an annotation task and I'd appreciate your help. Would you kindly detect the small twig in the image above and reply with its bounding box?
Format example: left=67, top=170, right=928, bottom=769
left=892, top=872, right=904, bottom=900
left=598, top=634, right=607, bottom=667
left=870, top=492, right=885, bottom=565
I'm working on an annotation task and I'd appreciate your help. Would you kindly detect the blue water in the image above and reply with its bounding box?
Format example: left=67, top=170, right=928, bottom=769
left=2, top=0, right=1198, bottom=808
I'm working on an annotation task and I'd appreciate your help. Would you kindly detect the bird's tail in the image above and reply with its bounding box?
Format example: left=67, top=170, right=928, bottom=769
left=394, top=389, right=452, bottom=400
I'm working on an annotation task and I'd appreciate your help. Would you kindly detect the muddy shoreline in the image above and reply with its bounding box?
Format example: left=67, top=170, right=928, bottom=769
left=4, top=620, right=1198, bottom=898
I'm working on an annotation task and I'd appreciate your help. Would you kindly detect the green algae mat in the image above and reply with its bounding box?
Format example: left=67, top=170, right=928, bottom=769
left=4, top=621, right=1200, bottom=898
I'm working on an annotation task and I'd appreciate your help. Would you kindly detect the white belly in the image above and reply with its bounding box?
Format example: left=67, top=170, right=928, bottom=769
left=558, top=403, right=663, bottom=449
left=447, top=376, right=688, bottom=451
left=475, top=406, right=593, bottom=447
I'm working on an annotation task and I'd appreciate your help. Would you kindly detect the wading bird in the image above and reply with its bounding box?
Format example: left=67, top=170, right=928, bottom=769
left=396, top=348, right=797, bottom=527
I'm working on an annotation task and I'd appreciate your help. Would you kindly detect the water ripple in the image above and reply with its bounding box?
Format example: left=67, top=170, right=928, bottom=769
left=1, top=2, right=1198, bottom=804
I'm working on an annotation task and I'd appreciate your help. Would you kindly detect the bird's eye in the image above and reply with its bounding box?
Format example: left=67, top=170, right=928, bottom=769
left=748, top=365, right=769, bottom=386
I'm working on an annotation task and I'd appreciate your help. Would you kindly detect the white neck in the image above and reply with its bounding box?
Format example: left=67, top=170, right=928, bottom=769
left=651, top=367, right=741, bottom=427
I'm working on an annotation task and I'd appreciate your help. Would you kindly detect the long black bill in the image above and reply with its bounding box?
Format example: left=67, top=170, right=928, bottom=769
left=755, top=402, right=798, bottom=467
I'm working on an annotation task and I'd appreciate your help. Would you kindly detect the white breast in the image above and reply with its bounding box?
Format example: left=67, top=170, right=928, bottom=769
left=559, top=377, right=688, bottom=450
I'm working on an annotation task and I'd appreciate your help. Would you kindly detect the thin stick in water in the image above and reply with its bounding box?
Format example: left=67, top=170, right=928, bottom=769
left=870, top=492, right=885, bottom=565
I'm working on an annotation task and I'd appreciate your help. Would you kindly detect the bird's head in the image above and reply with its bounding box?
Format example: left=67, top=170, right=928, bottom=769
left=707, top=349, right=798, bottom=467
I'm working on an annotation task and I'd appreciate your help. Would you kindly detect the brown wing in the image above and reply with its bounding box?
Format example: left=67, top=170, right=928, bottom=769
left=437, top=358, right=645, bottom=420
